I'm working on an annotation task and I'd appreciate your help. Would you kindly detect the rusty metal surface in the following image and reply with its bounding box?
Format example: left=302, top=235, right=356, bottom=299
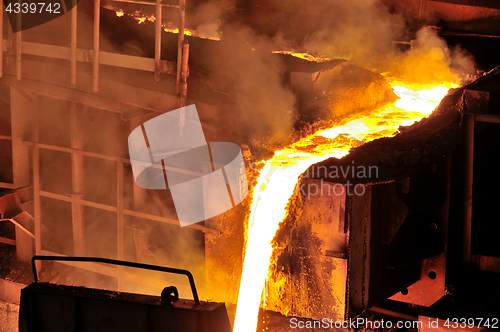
left=383, top=0, right=500, bottom=35
left=266, top=178, right=348, bottom=322
left=204, top=201, right=246, bottom=322
left=390, top=158, right=451, bottom=307
left=460, top=114, right=474, bottom=265
left=427, top=0, right=500, bottom=10
left=19, top=282, right=232, bottom=332
left=390, top=253, right=447, bottom=307
left=70, top=103, right=86, bottom=257
left=473, top=255, right=500, bottom=273
left=346, top=185, right=371, bottom=318
left=463, top=89, right=490, bottom=114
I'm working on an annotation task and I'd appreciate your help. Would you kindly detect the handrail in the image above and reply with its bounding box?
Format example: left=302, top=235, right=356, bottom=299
left=111, top=0, right=179, bottom=7
left=31, top=255, right=201, bottom=306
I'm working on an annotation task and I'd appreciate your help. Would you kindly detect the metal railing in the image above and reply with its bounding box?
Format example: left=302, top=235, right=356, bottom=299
left=0, top=0, right=187, bottom=92
left=0, top=0, right=200, bottom=287
left=32, top=255, right=201, bottom=305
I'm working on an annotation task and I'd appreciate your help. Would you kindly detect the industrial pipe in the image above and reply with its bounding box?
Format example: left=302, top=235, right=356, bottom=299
left=154, top=0, right=162, bottom=81
left=176, top=0, right=185, bottom=93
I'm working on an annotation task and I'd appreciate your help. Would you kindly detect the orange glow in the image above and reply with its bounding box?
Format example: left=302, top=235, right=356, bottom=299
left=163, top=28, right=195, bottom=36
left=134, top=11, right=155, bottom=24
left=272, top=50, right=331, bottom=62
left=232, top=79, right=457, bottom=332
left=111, top=9, right=156, bottom=24
left=112, top=9, right=219, bottom=39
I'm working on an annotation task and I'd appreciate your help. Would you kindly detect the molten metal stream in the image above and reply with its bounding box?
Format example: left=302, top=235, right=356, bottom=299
left=232, top=80, right=456, bottom=332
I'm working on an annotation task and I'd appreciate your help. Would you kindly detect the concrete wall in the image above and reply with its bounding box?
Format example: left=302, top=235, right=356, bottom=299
left=0, top=300, right=19, bottom=332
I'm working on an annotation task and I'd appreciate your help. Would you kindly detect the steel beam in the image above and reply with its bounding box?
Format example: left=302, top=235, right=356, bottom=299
left=473, top=114, right=500, bottom=124
left=38, top=190, right=214, bottom=233
left=461, top=114, right=474, bottom=265
left=16, top=12, right=21, bottom=80
left=3, top=58, right=181, bottom=113
left=11, top=40, right=176, bottom=75
left=70, top=103, right=86, bottom=256
left=176, top=0, right=185, bottom=93
left=0, top=3, right=3, bottom=78
left=117, top=160, right=124, bottom=290
left=70, top=0, right=77, bottom=88
left=347, top=186, right=371, bottom=317
left=5, top=75, right=126, bottom=114
left=0, top=237, right=16, bottom=246
left=10, top=88, right=36, bottom=188
left=93, top=0, right=101, bottom=92
left=179, top=41, right=189, bottom=108
left=33, top=145, right=42, bottom=272
left=154, top=0, right=162, bottom=81
left=111, top=0, right=179, bottom=7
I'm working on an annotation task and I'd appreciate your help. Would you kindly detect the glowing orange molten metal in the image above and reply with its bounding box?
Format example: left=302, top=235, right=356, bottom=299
left=163, top=28, right=194, bottom=36
left=113, top=9, right=214, bottom=38
left=232, top=79, right=457, bottom=332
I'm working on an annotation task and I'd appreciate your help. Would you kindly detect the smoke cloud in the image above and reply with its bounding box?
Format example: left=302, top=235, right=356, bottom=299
left=200, top=25, right=297, bottom=149
left=387, top=27, right=476, bottom=85
left=189, top=0, right=475, bottom=84
left=189, top=0, right=233, bottom=40
left=300, top=0, right=405, bottom=69
left=183, top=0, right=476, bottom=159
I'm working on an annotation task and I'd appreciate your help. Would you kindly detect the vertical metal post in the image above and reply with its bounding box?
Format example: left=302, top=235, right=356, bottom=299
left=179, top=41, right=189, bottom=108
left=93, top=0, right=100, bottom=92
left=179, top=40, right=189, bottom=132
left=129, top=118, right=149, bottom=212
left=32, top=93, right=41, bottom=270
left=70, top=103, right=85, bottom=256
left=176, top=0, right=185, bottom=93
left=154, top=0, right=162, bottom=81
left=347, top=186, right=371, bottom=317
left=116, top=160, right=124, bottom=290
left=0, top=2, right=3, bottom=78
left=16, top=13, right=21, bottom=80
left=417, top=0, right=426, bottom=24
left=461, top=114, right=474, bottom=265
left=10, top=88, right=37, bottom=188
left=33, top=145, right=42, bottom=272
left=7, top=20, right=12, bottom=71
left=71, top=0, right=78, bottom=88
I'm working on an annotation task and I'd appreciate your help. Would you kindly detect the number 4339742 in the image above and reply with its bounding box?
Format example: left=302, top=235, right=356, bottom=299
left=444, top=318, right=498, bottom=329
left=5, top=2, right=61, bottom=14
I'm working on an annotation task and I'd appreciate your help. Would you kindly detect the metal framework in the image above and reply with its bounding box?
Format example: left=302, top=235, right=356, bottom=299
left=31, top=255, right=201, bottom=305
left=0, top=0, right=187, bottom=86
left=0, top=0, right=197, bottom=287
left=461, top=111, right=500, bottom=272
